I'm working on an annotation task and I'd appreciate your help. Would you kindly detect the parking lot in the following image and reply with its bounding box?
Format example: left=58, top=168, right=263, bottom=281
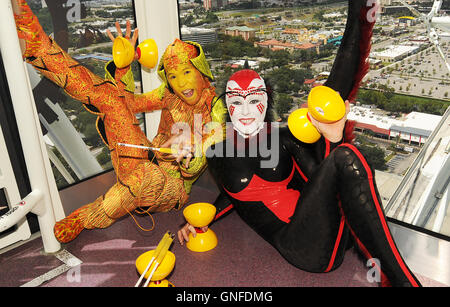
left=363, top=136, right=421, bottom=176
left=386, top=152, right=419, bottom=175
left=368, top=42, right=450, bottom=101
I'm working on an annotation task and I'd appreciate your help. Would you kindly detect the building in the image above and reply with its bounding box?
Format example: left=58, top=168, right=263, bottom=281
left=303, top=78, right=317, bottom=88
left=256, top=39, right=319, bottom=52
left=382, top=5, right=416, bottom=15
left=389, top=112, right=443, bottom=145
left=348, top=105, right=442, bottom=145
left=370, top=45, right=420, bottom=63
left=204, top=0, right=212, bottom=10
left=323, top=12, right=344, bottom=19
left=316, top=71, right=329, bottom=80
left=181, top=26, right=218, bottom=46
left=327, top=35, right=343, bottom=46
left=369, top=58, right=383, bottom=70
left=348, top=105, right=396, bottom=139
left=203, top=0, right=228, bottom=10
left=281, top=28, right=301, bottom=40
left=226, top=59, right=259, bottom=69
left=224, top=26, right=257, bottom=41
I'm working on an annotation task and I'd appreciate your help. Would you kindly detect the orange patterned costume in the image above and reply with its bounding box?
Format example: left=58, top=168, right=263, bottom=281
left=14, top=0, right=226, bottom=243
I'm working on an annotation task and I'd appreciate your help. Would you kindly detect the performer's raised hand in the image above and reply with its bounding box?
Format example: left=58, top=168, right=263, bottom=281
left=11, top=0, right=22, bottom=15
left=11, top=0, right=25, bottom=55
left=107, top=20, right=138, bottom=46
left=310, top=99, right=350, bottom=143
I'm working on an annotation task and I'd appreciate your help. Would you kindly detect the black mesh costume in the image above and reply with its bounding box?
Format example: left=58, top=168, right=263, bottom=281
left=207, top=126, right=421, bottom=287
left=204, top=0, right=422, bottom=287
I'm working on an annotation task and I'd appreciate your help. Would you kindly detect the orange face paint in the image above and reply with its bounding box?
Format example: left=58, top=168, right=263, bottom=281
left=166, top=62, right=207, bottom=105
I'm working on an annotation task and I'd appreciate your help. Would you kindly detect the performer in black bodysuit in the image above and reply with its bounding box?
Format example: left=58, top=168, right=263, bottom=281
left=178, top=0, right=422, bottom=287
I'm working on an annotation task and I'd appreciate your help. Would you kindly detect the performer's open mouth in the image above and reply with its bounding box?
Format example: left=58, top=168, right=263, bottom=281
left=239, top=118, right=255, bottom=126
left=182, top=89, right=194, bottom=98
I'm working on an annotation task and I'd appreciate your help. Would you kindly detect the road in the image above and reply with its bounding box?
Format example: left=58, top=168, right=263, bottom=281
left=68, top=41, right=112, bottom=54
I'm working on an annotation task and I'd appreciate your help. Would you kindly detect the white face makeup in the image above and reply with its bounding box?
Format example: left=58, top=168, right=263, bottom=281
left=226, top=73, right=268, bottom=138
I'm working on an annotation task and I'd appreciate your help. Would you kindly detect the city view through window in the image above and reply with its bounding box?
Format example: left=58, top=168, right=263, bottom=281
left=26, top=0, right=449, bottom=235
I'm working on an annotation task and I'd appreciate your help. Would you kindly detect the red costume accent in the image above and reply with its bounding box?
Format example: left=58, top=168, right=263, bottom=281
left=223, top=160, right=300, bottom=223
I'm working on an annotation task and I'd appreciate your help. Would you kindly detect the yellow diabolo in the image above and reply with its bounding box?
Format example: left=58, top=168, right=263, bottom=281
left=113, top=37, right=158, bottom=69
left=183, top=203, right=218, bottom=252
left=288, top=85, right=345, bottom=143
left=288, top=108, right=321, bottom=143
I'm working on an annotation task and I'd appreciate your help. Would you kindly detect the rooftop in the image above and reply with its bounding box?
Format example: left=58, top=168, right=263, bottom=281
left=348, top=106, right=442, bottom=135
left=225, top=26, right=257, bottom=32
left=371, top=45, right=419, bottom=59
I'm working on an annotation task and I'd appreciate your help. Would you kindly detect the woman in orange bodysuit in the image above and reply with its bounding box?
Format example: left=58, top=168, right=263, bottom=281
left=13, top=0, right=226, bottom=243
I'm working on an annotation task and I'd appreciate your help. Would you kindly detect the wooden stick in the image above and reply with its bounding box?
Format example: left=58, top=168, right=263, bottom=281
left=135, top=232, right=170, bottom=287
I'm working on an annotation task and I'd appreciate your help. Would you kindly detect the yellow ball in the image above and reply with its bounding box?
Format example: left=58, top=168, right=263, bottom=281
left=307, top=85, right=345, bottom=123
left=137, top=39, right=158, bottom=69
left=287, top=108, right=321, bottom=144
left=112, top=36, right=135, bottom=68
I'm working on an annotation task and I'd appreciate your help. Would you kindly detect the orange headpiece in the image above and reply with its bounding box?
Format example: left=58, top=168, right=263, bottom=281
left=162, top=39, right=198, bottom=70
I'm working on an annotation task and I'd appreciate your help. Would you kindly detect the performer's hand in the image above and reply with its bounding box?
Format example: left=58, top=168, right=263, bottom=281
left=177, top=222, right=208, bottom=246
left=106, top=20, right=139, bottom=60
left=310, top=100, right=350, bottom=143
left=161, top=133, right=195, bottom=168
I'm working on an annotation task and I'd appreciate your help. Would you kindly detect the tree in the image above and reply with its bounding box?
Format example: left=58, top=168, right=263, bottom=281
left=273, top=93, right=294, bottom=119
left=356, top=144, right=388, bottom=171
left=96, top=147, right=111, bottom=166
left=204, top=11, right=219, bottom=24
left=269, top=50, right=290, bottom=68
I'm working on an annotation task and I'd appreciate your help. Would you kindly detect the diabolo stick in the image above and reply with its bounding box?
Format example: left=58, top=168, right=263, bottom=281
left=135, top=231, right=170, bottom=287
left=143, top=233, right=174, bottom=287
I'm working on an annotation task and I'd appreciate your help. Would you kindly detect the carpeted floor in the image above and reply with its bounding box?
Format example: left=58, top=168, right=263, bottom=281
left=0, top=171, right=446, bottom=288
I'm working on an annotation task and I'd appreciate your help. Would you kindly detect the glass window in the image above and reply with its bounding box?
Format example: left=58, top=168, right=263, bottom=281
left=27, top=0, right=143, bottom=189
left=178, top=0, right=450, bottom=237
left=385, top=109, right=449, bottom=237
